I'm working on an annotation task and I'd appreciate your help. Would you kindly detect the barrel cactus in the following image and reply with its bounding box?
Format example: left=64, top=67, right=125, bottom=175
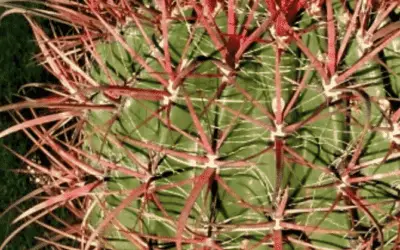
left=1, top=0, right=400, bottom=249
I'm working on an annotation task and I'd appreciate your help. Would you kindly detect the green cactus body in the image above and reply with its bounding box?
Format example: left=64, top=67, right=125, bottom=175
left=77, top=1, right=400, bottom=249
left=80, top=1, right=400, bottom=249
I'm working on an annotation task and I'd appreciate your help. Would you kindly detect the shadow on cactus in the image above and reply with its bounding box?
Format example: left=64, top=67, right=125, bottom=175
left=0, top=0, right=400, bottom=249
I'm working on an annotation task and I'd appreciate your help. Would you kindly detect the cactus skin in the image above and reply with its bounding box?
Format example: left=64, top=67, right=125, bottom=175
left=1, top=0, right=400, bottom=249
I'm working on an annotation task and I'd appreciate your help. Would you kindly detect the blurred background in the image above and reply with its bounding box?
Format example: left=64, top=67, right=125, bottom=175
left=0, top=7, right=56, bottom=249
